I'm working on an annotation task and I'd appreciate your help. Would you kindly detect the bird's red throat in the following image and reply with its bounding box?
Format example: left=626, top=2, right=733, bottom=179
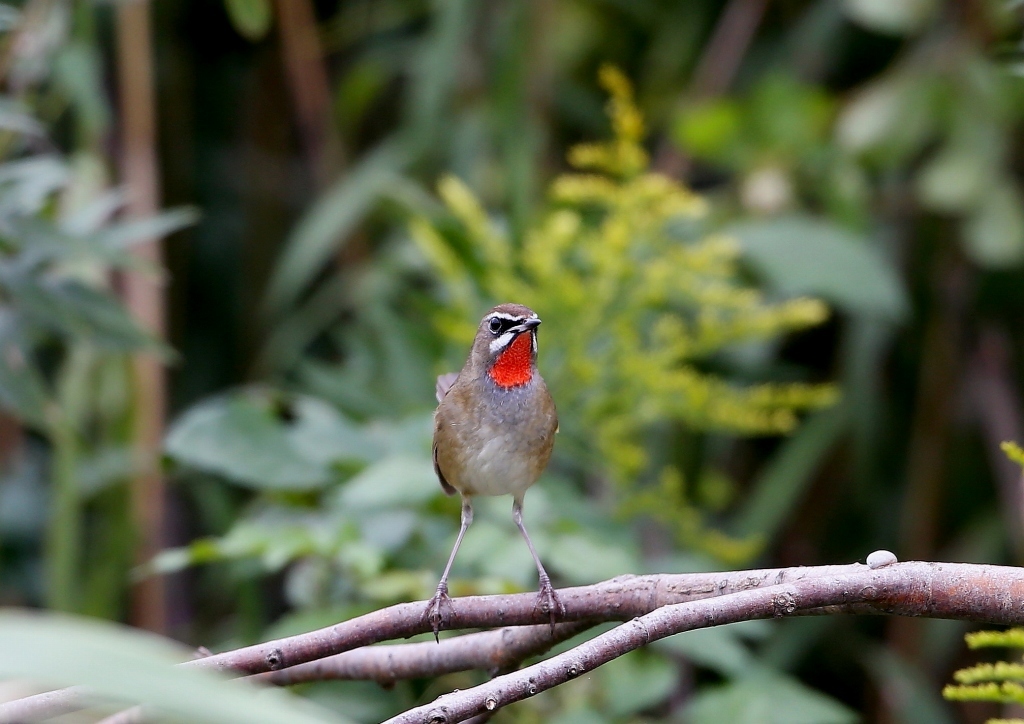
left=489, top=333, right=534, bottom=388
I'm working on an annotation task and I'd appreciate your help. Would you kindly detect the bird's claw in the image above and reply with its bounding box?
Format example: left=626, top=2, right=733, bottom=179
left=424, top=584, right=453, bottom=642
left=537, top=576, right=564, bottom=632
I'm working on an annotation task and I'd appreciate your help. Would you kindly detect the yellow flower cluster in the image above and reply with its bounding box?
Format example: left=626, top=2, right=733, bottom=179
left=411, top=66, right=837, bottom=562
left=943, top=624, right=1024, bottom=720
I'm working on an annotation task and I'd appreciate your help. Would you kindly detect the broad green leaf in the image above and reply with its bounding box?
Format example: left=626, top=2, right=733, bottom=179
left=165, top=392, right=333, bottom=490
left=1, top=274, right=163, bottom=353
left=0, top=610, right=346, bottom=723
left=685, top=671, right=858, bottom=724
left=0, top=157, right=69, bottom=218
left=730, top=215, right=908, bottom=321
left=843, top=0, right=937, bottom=35
left=224, top=0, right=272, bottom=41
left=733, top=405, right=848, bottom=541
left=52, top=41, right=110, bottom=140
left=0, top=98, right=43, bottom=136
left=598, top=651, right=676, bottom=717
left=337, top=455, right=437, bottom=509
left=262, top=142, right=408, bottom=318
left=962, top=182, right=1024, bottom=268
left=655, top=625, right=757, bottom=676
left=915, top=145, right=991, bottom=213
left=546, top=532, right=638, bottom=584
left=673, top=99, right=744, bottom=167
left=864, top=649, right=956, bottom=724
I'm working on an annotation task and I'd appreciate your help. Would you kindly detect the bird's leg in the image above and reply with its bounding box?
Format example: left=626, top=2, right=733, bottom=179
left=512, top=496, right=563, bottom=629
left=425, top=497, right=473, bottom=642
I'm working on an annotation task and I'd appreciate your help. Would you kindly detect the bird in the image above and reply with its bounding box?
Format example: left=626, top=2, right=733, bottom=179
left=426, top=302, right=561, bottom=640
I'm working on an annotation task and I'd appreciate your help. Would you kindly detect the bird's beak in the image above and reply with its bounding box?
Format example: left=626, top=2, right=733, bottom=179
left=511, top=317, right=541, bottom=334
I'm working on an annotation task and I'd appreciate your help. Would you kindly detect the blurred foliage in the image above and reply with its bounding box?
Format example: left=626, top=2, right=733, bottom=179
left=0, top=0, right=194, bottom=623
left=1, top=0, right=1024, bottom=722
left=0, top=609, right=348, bottom=722
left=412, top=66, right=836, bottom=561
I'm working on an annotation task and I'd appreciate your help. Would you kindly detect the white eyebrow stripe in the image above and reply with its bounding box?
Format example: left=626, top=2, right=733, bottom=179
left=484, top=312, right=525, bottom=323
left=489, top=331, right=515, bottom=353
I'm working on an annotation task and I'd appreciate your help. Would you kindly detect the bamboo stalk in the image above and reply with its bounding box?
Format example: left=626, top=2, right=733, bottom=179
left=115, top=0, right=167, bottom=635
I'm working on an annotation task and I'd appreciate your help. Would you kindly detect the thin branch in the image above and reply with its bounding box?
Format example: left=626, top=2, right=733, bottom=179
left=255, top=621, right=593, bottom=687
left=689, top=0, right=771, bottom=98
left=383, top=561, right=1024, bottom=723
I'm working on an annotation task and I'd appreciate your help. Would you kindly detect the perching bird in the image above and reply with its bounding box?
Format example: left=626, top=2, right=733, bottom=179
left=426, top=303, right=560, bottom=639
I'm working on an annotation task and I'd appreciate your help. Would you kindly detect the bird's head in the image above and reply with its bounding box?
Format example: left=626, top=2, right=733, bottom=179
left=471, top=303, right=541, bottom=388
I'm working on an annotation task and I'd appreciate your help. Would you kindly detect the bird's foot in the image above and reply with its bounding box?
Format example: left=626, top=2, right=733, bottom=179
left=424, top=583, right=453, bottom=642
left=536, top=575, right=565, bottom=632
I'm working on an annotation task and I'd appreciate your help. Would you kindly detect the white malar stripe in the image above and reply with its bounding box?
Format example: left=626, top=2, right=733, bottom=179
left=489, top=331, right=515, bottom=353
left=532, top=333, right=537, bottom=353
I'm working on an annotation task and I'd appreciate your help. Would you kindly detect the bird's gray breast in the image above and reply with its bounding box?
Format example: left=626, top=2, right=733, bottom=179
left=436, top=376, right=556, bottom=498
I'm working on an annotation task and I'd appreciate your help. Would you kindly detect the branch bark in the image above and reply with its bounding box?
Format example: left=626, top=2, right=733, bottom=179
left=384, top=560, right=1024, bottom=723
left=5, top=559, right=1024, bottom=723
left=255, top=621, right=593, bottom=687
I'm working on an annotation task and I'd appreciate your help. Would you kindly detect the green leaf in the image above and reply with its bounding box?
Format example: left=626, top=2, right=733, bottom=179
left=598, top=651, right=676, bottom=717
left=94, top=206, right=199, bottom=251
left=0, top=274, right=164, bottom=353
left=337, top=455, right=437, bottom=510
left=0, top=610, right=346, bottom=723
left=0, top=157, right=69, bottom=217
left=843, top=0, right=937, bottom=35
left=546, top=532, right=638, bottom=584
left=52, top=41, right=111, bottom=140
left=915, top=145, right=990, bottom=213
left=685, top=671, right=858, bottom=724
left=730, top=215, right=908, bottom=321
left=732, top=405, right=848, bottom=541
left=673, top=99, right=744, bottom=167
left=654, top=625, right=757, bottom=676
left=262, top=142, right=408, bottom=318
left=0, top=315, right=48, bottom=428
left=0, top=98, right=43, bottom=136
left=864, top=648, right=957, bottom=724
left=165, top=391, right=349, bottom=490
left=224, top=0, right=273, bottom=41
left=962, top=182, right=1024, bottom=268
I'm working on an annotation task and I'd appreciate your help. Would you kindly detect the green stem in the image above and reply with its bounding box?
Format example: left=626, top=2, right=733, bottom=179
left=44, top=405, right=80, bottom=612
left=43, top=347, right=93, bottom=612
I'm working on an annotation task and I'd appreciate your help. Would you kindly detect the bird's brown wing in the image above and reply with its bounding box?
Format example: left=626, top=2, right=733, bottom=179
left=435, top=372, right=459, bottom=403
left=433, top=442, right=456, bottom=496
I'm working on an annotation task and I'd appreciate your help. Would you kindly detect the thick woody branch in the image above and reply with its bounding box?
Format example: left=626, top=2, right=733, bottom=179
left=5, top=560, right=1024, bottom=723
left=384, top=561, right=1024, bottom=723
left=194, top=562, right=865, bottom=675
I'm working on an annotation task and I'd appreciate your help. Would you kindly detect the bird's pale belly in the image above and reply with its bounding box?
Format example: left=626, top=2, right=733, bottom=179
left=455, top=429, right=539, bottom=497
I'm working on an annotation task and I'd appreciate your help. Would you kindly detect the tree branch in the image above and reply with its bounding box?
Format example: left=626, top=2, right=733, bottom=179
left=383, top=560, right=1024, bottom=723
left=5, top=559, right=1024, bottom=723
left=194, top=561, right=866, bottom=675
left=255, top=621, right=594, bottom=687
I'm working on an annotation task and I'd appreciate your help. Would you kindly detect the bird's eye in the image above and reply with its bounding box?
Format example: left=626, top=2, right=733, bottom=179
left=488, top=318, right=502, bottom=334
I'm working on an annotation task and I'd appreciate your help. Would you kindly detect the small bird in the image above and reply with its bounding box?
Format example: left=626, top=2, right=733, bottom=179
left=426, top=303, right=561, bottom=639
